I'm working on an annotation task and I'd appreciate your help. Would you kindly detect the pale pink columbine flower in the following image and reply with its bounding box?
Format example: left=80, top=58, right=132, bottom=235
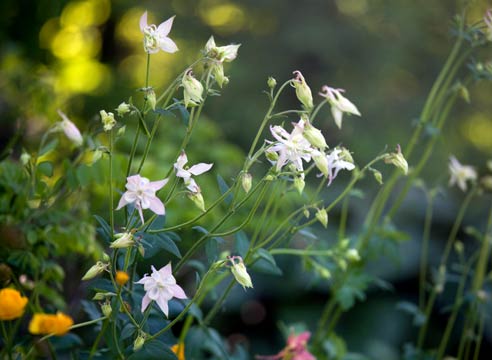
left=116, top=174, right=168, bottom=224
left=139, top=11, right=178, bottom=54
left=57, top=110, right=83, bottom=147
left=449, top=156, right=477, bottom=191
left=268, top=119, right=316, bottom=173
left=324, top=148, right=355, bottom=186
left=319, top=85, right=361, bottom=129
left=174, top=151, right=213, bottom=193
left=136, top=263, right=186, bottom=317
left=256, top=331, right=315, bottom=360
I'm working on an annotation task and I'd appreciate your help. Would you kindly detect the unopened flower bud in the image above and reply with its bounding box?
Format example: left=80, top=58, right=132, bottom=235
left=340, top=147, right=354, bottom=164
left=92, top=292, right=114, bottom=301
left=100, top=110, right=116, bottom=132
left=372, top=169, right=383, bottom=185
left=229, top=256, right=253, bottom=289
left=145, top=88, right=156, bottom=110
left=303, top=209, right=310, bottom=218
left=133, top=333, right=147, bottom=351
left=101, top=302, right=112, bottom=317
left=266, top=150, right=279, bottom=162
left=267, top=77, right=277, bottom=89
left=102, top=252, right=110, bottom=262
left=182, top=69, right=204, bottom=108
left=265, top=174, right=275, bottom=181
left=315, top=208, right=328, bottom=228
left=294, top=176, right=305, bottom=194
left=212, top=63, right=228, bottom=88
left=138, top=244, right=145, bottom=257
left=90, top=149, right=103, bottom=165
left=319, top=267, right=331, bottom=279
left=303, top=120, right=327, bottom=149
left=313, top=153, right=329, bottom=177
left=291, top=70, right=313, bottom=110
left=117, top=125, right=126, bottom=137
left=116, top=102, right=131, bottom=116
left=188, top=192, right=205, bottom=212
left=57, top=110, right=83, bottom=147
left=346, top=248, right=360, bottom=262
left=115, top=271, right=130, bottom=286
left=20, top=152, right=31, bottom=165
left=82, top=261, right=108, bottom=281
left=111, top=232, right=134, bottom=249
left=241, top=172, right=252, bottom=193
left=384, top=145, right=408, bottom=175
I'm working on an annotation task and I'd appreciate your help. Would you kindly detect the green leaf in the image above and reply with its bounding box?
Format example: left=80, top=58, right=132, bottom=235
left=205, top=237, right=219, bottom=264
left=76, top=164, right=92, bottom=187
left=37, top=161, right=53, bottom=177
left=216, top=175, right=233, bottom=205
left=128, top=340, right=177, bottom=360
left=140, top=233, right=182, bottom=258
left=39, top=139, right=59, bottom=156
left=94, top=215, right=112, bottom=243
left=170, top=99, right=190, bottom=126
left=234, top=231, right=249, bottom=257
left=251, top=248, right=282, bottom=276
left=396, top=301, right=426, bottom=327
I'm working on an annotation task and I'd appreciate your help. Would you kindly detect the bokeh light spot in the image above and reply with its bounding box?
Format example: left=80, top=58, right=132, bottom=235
left=51, top=27, right=101, bottom=60
left=200, top=2, right=246, bottom=35
left=61, top=0, right=111, bottom=28
left=335, top=0, right=369, bottom=16
left=462, top=114, right=492, bottom=152
left=116, top=7, right=146, bottom=49
left=39, top=18, right=60, bottom=49
left=57, top=60, right=111, bottom=94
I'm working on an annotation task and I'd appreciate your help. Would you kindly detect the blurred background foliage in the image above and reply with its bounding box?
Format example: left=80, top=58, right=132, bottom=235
left=1, top=0, right=492, bottom=358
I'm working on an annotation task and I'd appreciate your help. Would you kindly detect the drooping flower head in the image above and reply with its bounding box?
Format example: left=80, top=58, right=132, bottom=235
left=100, top=110, right=116, bottom=132
left=57, top=110, right=83, bottom=146
left=324, top=148, right=356, bottom=186
left=174, top=151, right=213, bottom=194
left=319, top=85, right=361, bottom=129
left=228, top=256, right=253, bottom=289
left=448, top=156, right=477, bottom=191
left=291, top=71, right=314, bottom=110
left=203, top=36, right=241, bottom=87
left=182, top=68, right=204, bottom=108
left=0, top=288, right=28, bottom=320
left=136, top=263, right=186, bottom=317
left=139, top=11, right=178, bottom=54
left=116, top=174, right=168, bottom=224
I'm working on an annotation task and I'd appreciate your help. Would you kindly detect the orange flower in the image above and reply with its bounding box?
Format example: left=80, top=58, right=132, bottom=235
left=115, top=271, right=130, bottom=286
left=0, top=288, right=28, bottom=320
left=29, top=312, right=73, bottom=336
left=171, top=342, right=185, bottom=360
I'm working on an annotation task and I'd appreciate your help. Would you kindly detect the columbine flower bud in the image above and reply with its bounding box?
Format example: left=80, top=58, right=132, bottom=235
left=101, top=302, right=112, bottom=317
left=313, top=153, right=329, bottom=177
left=212, top=63, right=228, bottom=88
left=116, top=102, right=131, bottom=116
left=111, top=232, right=135, bottom=249
left=92, top=292, right=115, bottom=301
left=100, top=110, right=116, bottom=132
left=82, top=261, right=108, bottom=281
left=294, top=176, right=305, bottom=194
left=138, top=244, right=145, bottom=257
left=303, top=209, right=310, bottom=218
left=182, top=69, right=204, bottom=108
left=372, top=169, right=383, bottom=185
left=57, top=110, right=83, bottom=147
left=117, top=126, right=126, bottom=137
left=266, top=150, right=279, bottom=162
left=241, top=172, right=252, bottom=193
left=315, top=208, right=328, bottom=228
left=102, top=252, right=110, bottom=262
left=384, top=145, right=408, bottom=175
left=346, top=249, right=360, bottom=262
left=291, top=70, right=313, bottom=110
left=435, top=265, right=446, bottom=294
left=267, top=77, right=277, bottom=89
left=145, top=88, right=156, bottom=110
left=20, top=152, right=31, bottom=165
left=188, top=192, right=205, bottom=212
left=229, top=256, right=253, bottom=289
left=133, top=333, right=147, bottom=351
left=303, top=120, right=327, bottom=149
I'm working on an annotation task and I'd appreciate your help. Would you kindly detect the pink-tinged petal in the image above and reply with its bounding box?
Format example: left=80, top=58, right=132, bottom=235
left=148, top=178, right=168, bottom=191
left=135, top=274, right=150, bottom=284
left=141, top=293, right=151, bottom=313
left=116, top=193, right=130, bottom=210
left=188, top=163, right=213, bottom=176
left=158, top=263, right=173, bottom=278
left=137, top=203, right=145, bottom=224
left=147, top=196, right=165, bottom=215
left=157, top=16, right=175, bottom=37
left=126, top=174, right=142, bottom=190
left=176, top=152, right=188, bottom=168
left=159, top=37, right=179, bottom=53
left=171, top=284, right=187, bottom=299
left=148, top=286, right=161, bottom=300
left=156, top=296, right=169, bottom=317
left=185, top=178, right=200, bottom=193
left=140, top=11, right=148, bottom=32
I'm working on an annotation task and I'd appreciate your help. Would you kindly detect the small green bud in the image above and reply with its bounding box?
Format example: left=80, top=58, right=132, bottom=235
left=303, top=120, right=327, bottom=149
left=111, top=232, right=135, bottom=249
left=454, top=241, right=464, bottom=254
left=133, top=333, right=147, bottom=351
left=116, top=102, right=131, bottom=116
left=303, top=209, right=310, bottom=218
left=82, top=261, right=108, bottom=281
left=20, top=152, right=31, bottom=165
left=101, top=302, right=112, bottom=317
left=372, top=169, right=383, bottom=185
left=102, top=253, right=110, bottom=262
left=487, top=159, right=492, bottom=172
left=265, top=174, right=275, bottom=181
left=294, top=176, right=305, bottom=194
left=116, top=125, right=126, bottom=138
left=315, top=208, right=328, bottom=228
left=384, top=145, right=408, bottom=175
left=241, top=172, right=252, bottom=193
left=188, top=192, right=205, bottom=212
left=267, top=77, right=277, bottom=89
left=145, top=88, right=156, bottom=110
left=212, top=63, right=228, bottom=88
left=266, top=150, right=279, bottom=162
left=100, top=110, right=116, bottom=132
left=138, top=244, right=145, bottom=258
left=229, top=256, right=253, bottom=289
left=291, top=70, right=313, bottom=110
left=182, top=68, right=204, bottom=108
left=313, top=153, right=329, bottom=177
left=346, top=248, right=360, bottom=262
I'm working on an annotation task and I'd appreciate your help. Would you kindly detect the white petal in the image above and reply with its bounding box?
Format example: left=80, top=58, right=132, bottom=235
left=140, top=11, right=148, bottom=32
left=157, top=16, right=175, bottom=37
left=156, top=297, right=169, bottom=317
left=171, top=284, right=187, bottom=299
left=159, top=37, right=179, bottom=53
left=331, top=107, right=343, bottom=129
left=116, top=193, right=131, bottom=210
left=141, top=293, right=151, bottom=313
left=188, top=163, right=213, bottom=176
left=147, top=196, right=165, bottom=215
left=158, top=263, right=173, bottom=278
left=148, top=178, right=168, bottom=191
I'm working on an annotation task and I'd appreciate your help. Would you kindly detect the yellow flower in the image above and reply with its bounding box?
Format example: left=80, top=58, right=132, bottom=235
left=29, top=312, right=73, bottom=336
left=115, top=271, right=130, bottom=286
left=171, top=342, right=185, bottom=360
left=0, top=288, right=28, bottom=320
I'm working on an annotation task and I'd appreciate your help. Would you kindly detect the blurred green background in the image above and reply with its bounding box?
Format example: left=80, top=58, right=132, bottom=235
left=1, top=0, right=491, bottom=358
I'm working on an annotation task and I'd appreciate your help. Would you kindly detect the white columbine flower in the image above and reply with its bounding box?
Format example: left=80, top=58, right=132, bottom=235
left=100, top=110, right=116, bottom=132
left=325, top=148, right=356, bottom=186
left=136, top=263, right=186, bottom=317
left=139, top=11, right=178, bottom=54
left=268, top=119, right=316, bottom=173
left=204, top=36, right=240, bottom=63
left=116, top=174, right=168, bottom=224
left=57, top=110, right=83, bottom=147
left=228, top=256, right=253, bottom=289
left=448, top=156, right=477, bottom=191
left=174, top=151, right=213, bottom=193
left=319, top=85, right=361, bottom=129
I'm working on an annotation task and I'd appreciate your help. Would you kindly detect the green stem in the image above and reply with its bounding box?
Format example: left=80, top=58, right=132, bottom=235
left=417, top=290, right=437, bottom=350
left=419, top=191, right=434, bottom=310
left=338, top=196, right=350, bottom=240
left=472, top=315, right=485, bottom=360
left=1, top=321, right=12, bottom=360
left=109, top=129, right=114, bottom=237
left=270, top=248, right=334, bottom=256
left=89, top=320, right=108, bottom=360
left=202, top=278, right=235, bottom=326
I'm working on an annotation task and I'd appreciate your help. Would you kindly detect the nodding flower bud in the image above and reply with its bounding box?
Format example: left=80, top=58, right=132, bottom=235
left=101, top=302, right=112, bottom=317
left=82, top=261, right=108, bottom=281
left=111, top=232, right=135, bottom=249
left=291, top=70, right=313, bottom=110
left=315, top=208, right=328, bottom=228
left=116, top=102, right=131, bottom=116
left=228, top=256, right=253, bottom=289
left=267, top=77, right=277, bottom=89
left=212, top=63, right=228, bottom=88
left=241, top=172, right=252, bottom=193
left=301, top=118, right=327, bottom=149
left=182, top=68, right=204, bottom=108
left=294, top=176, right=305, bottom=194
left=100, top=110, right=116, bottom=132
left=384, top=145, right=408, bottom=175
left=346, top=249, right=360, bottom=262
left=313, top=153, right=329, bottom=177
left=372, top=169, right=383, bottom=185
left=133, top=332, right=147, bottom=351
left=188, top=191, right=205, bottom=212
left=144, top=88, right=156, bottom=110
left=204, top=36, right=240, bottom=62
left=20, top=152, right=31, bottom=166
left=57, top=110, right=83, bottom=147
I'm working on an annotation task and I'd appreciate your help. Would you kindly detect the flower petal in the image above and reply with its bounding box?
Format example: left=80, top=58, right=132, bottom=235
left=141, top=293, right=151, bottom=313
left=139, top=11, right=148, bottom=32
left=158, top=263, right=173, bottom=278
left=159, top=37, right=178, bottom=53
left=148, top=178, right=168, bottom=191
left=188, top=163, right=213, bottom=176
left=171, top=284, right=187, bottom=299
left=157, top=16, right=175, bottom=37
left=147, top=196, right=165, bottom=215
left=116, top=193, right=130, bottom=210
left=156, top=296, right=169, bottom=317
